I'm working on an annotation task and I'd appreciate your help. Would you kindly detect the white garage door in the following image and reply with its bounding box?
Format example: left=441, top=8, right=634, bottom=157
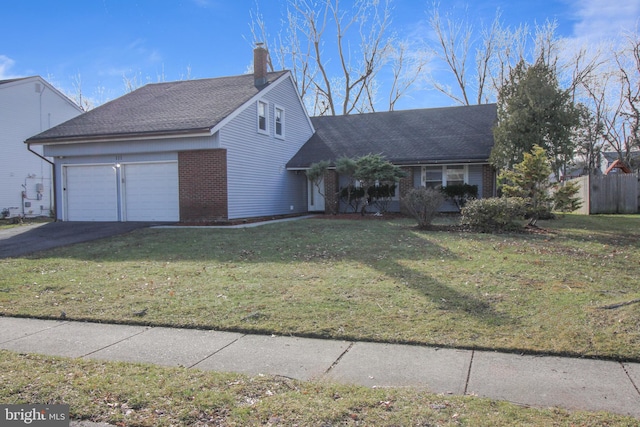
left=123, top=162, right=179, bottom=221
left=64, top=162, right=179, bottom=222
left=65, top=165, right=118, bottom=221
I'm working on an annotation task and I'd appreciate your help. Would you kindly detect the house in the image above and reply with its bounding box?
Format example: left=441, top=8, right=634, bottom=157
left=287, top=104, right=497, bottom=213
left=0, top=76, right=83, bottom=218
left=602, top=151, right=640, bottom=175
left=26, top=46, right=315, bottom=222
left=26, top=46, right=497, bottom=222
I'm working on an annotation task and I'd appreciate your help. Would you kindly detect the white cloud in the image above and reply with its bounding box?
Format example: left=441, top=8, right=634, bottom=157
left=570, top=0, right=640, bottom=43
left=0, top=55, right=18, bottom=79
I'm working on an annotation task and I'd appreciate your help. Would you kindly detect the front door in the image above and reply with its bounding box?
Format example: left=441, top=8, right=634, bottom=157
left=308, top=177, right=325, bottom=212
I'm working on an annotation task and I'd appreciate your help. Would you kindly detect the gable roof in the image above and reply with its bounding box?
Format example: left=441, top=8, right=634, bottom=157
left=287, top=103, right=497, bottom=169
left=27, top=71, right=289, bottom=144
left=0, top=77, right=30, bottom=85
left=602, top=151, right=640, bottom=163
left=1, top=76, right=83, bottom=116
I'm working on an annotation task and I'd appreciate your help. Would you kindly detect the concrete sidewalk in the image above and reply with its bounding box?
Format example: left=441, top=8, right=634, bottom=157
left=1, top=317, right=639, bottom=419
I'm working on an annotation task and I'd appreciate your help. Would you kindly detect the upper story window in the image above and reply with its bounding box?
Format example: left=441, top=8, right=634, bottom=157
left=275, top=106, right=285, bottom=139
left=257, top=100, right=268, bottom=134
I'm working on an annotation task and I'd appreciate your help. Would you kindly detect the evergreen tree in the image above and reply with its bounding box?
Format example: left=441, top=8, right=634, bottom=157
left=491, top=58, right=579, bottom=179
left=499, top=145, right=553, bottom=225
left=352, top=154, right=407, bottom=215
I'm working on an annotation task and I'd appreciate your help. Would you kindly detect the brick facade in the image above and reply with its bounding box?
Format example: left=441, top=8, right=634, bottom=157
left=178, top=149, right=228, bottom=222
left=398, top=167, right=414, bottom=196
left=398, top=166, right=414, bottom=214
left=482, top=164, right=496, bottom=198
left=323, top=169, right=339, bottom=214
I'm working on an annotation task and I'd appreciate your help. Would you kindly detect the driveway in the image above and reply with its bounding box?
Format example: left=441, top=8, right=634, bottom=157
left=0, top=222, right=157, bottom=258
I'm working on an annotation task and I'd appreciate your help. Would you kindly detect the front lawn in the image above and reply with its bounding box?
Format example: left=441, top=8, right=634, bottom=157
left=1, top=214, right=639, bottom=360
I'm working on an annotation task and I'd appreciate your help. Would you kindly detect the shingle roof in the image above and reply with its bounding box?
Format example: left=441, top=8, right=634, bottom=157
left=286, top=103, right=497, bottom=168
left=27, top=71, right=288, bottom=143
left=602, top=151, right=640, bottom=163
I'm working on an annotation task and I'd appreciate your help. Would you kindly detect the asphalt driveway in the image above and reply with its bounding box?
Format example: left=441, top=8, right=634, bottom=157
left=0, top=222, right=157, bottom=258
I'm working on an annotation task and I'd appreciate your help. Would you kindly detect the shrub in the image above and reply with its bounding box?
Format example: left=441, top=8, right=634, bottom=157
left=553, top=181, right=582, bottom=213
left=369, top=183, right=397, bottom=213
left=402, top=187, right=445, bottom=229
left=498, top=145, right=553, bottom=225
left=441, top=184, right=478, bottom=211
left=461, top=197, right=528, bottom=232
left=339, top=185, right=365, bottom=213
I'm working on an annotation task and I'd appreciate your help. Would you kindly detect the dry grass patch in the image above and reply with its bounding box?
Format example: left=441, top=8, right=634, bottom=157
left=1, top=350, right=636, bottom=426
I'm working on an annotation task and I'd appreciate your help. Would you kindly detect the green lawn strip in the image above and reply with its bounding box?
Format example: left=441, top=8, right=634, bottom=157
left=1, top=215, right=638, bottom=360
left=0, top=350, right=635, bottom=426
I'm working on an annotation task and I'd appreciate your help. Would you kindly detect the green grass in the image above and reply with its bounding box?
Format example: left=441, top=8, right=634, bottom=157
left=1, top=350, right=636, bottom=426
left=1, top=214, right=639, bottom=360
left=2, top=214, right=639, bottom=424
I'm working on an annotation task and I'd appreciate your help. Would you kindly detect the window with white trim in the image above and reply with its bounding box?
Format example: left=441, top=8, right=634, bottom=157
left=423, top=166, right=443, bottom=189
left=257, top=100, right=268, bottom=134
left=421, top=165, right=468, bottom=188
left=275, top=106, right=285, bottom=139
left=446, top=165, right=465, bottom=186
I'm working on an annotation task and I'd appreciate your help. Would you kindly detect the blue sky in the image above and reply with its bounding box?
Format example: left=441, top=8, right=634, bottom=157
left=2, top=0, right=638, bottom=110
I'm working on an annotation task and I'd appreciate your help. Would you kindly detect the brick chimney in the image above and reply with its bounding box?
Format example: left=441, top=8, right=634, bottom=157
left=254, top=42, right=269, bottom=87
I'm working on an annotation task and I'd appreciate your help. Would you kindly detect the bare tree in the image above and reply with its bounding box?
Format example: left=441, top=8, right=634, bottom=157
left=580, top=30, right=640, bottom=169
left=488, top=19, right=529, bottom=94
left=615, top=30, right=640, bottom=159
left=122, top=70, right=144, bottom=93
left=426, top=4, right=599, bottom=108
left=70, top=73, right=94, bottom=111
left=573, top=103, right=604, bottom=175
left=250, top=0, right=425, bottom=115
left=427, top=4, right=473, bottom=105
left=387, top=41, right=429, bottom=111
left=427, top=5, right=525, bottom=105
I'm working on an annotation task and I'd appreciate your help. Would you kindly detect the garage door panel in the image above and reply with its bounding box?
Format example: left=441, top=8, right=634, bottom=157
left=65, top=165, right=118, bottom=221
left=123, top=163, right=179, bottom=222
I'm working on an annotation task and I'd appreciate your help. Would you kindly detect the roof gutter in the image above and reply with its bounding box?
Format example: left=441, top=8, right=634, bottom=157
left=27, top=127, right=213, bottom=145
left=27, top=143, right=58, bottom=221
left=287, top=159, right=491, bottom=170
left=392, top=158, right=490, bottom=166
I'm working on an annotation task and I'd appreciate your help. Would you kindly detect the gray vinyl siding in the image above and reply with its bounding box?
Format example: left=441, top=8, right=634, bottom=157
left=468, top=164, right=483, bottom=198
left=43, top=134, right=219, bottom=158
left=222, top=76, right=313, bottom=219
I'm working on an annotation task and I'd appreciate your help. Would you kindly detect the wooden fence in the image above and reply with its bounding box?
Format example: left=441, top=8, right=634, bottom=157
left=566, top=174, right=639, bottom=214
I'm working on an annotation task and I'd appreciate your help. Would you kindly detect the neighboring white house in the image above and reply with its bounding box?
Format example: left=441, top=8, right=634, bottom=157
left=0, top=76, right=82, bottom=218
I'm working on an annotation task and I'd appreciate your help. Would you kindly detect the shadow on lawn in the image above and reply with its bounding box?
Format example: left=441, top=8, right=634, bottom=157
left=388, top=258, right=512, bottom=327
left=22, top=219, right=514, bottom=328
